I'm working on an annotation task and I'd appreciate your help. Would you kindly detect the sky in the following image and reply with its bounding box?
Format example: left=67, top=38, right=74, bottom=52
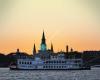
left=0, top=0, right=100, bottom=54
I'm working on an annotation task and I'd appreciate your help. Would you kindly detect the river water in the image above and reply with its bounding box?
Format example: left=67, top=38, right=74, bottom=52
left=0, top=68, right=100, bottom=80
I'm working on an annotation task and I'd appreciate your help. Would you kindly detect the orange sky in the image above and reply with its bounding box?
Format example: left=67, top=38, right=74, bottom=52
left=0, top=0, right=100, bottom=54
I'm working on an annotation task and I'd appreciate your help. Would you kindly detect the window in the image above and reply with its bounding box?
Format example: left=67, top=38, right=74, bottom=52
left=22, top=62, right=24, bottom=64
left=43, top=66, right=45, bottom=68
left=62, top=61, right=64, bottom=63
left=54, top=61, right=56, bottom=63
left=59, top=61, right=61, bottom=63
left=26, top=62, right=28, bottom=64
left=51, top=66, right=53, bottom=68
left=51, top=61, right=53, bottom=64
left=59, top=66, right=61, bottom=68
left=19, top=62, right=21, bottom=64
left=30, top=62, right=32, bottom=64
left=45, top=66, right=47, bottom=68
left=46, top=61, right=48, bottom=63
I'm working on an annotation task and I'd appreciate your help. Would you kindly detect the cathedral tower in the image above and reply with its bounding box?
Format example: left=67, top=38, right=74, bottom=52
left=40, top=31, right=47, bottom=51
left=51, top=43, right=54, bottom=52
left=33, top=43, right=36, bottom=55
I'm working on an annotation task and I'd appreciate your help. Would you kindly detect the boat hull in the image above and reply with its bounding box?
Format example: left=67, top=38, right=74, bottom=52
left=10, top=67, right=91, bottom=70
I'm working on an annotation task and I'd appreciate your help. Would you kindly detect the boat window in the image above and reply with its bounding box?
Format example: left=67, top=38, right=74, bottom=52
left=46, top=61, right=48, bottom=63
left=43, top=66, right=45, bottom=68
left=24, top=62, right=25, bottom=64
left=62, top=61, right=64, bottom=63
left=54, top=61, right=56, bottom=63
left=19, top=62, right=21, bottom=64
left=45, top=66, right=47, bottom=68
left=30, top=62, right=32, bottom=64
left=27, top=62, right=29, bottom=64
left=59, top=66, right=61, bottom=68
left=22, top=62, right=24, bottom=64
left=59, top=61, right=61, bottom=63
left=51, top=61, right=53, bottom=63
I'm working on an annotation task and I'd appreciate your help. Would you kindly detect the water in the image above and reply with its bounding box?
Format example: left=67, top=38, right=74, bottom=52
left=0, top=68, right=100, bottom=80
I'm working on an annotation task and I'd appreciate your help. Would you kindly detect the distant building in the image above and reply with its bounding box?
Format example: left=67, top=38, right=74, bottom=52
left=34, top=31, right=52, bottom=60
left=13, top=31, right=83, bottom=62
left=32, top=31, right=82, bottom=60
left=83, top=51, right=100, bottom=66
left=15, top=49, right=30, bottom=59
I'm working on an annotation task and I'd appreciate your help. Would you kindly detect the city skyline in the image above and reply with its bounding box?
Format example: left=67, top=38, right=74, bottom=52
left=0, top=30, right=100, bottom=55
left=0, top=0, right=100, bottom=54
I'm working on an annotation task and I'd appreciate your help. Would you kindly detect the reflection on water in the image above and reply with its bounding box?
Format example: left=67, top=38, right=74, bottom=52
left=0, top=68, right=100, bottom=80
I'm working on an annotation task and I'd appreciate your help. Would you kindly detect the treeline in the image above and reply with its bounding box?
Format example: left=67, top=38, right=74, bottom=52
left=0, top=52, right=30, bottom=67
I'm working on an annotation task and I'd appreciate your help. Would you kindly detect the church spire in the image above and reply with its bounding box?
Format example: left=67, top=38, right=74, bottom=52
left=42, top=31, right=45, bottom=39
left=33, top=43, right=36, bottom=55
left=40, top=31, right=47, bottom=51
left=51, top=43, right=54, bottom=52
left=41, top=30, right=46, bottom=44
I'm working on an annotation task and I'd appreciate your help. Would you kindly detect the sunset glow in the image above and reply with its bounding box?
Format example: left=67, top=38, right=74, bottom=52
left=0, top=0, right=100, bottom=54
